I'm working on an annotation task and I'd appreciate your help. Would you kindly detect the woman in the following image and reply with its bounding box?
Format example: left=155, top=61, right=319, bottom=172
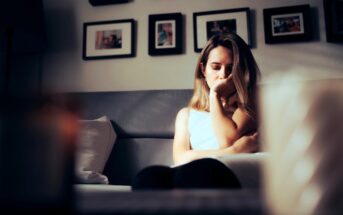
left=132, top=33, right=260, bottom=190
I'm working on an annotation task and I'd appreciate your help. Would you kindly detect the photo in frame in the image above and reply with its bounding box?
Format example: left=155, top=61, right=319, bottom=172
left=148, top=13, right=183, bottom=56
left=193, top=8, right=251, bottom=52
left=263, top=5, right=311, bottom=44
left=323, top=0, right=343, bottom=43
left=83, top=19, right=135, bottom=60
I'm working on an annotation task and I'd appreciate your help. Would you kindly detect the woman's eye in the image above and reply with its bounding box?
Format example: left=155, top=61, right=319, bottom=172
left=211, top=65, right=221, bottom=70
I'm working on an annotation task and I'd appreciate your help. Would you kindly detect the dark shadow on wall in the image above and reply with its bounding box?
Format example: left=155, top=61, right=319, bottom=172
left=310, top=6, right=320, bottom=42
left=250, top=9, right=257, bottom=49
left=182, top=14, right=186, bottom=54
left=133, top=20, right=137, bottom=57
left=44, top=9, right=78, bottom=53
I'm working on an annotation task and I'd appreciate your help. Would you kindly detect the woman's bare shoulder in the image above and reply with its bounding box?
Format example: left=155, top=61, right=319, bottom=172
left=175, top=107, right=191, bottom=125
left=176, top=107, right=190, bottom=119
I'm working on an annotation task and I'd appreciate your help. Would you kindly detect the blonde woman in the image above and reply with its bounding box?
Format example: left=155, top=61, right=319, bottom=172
left=133, top=33, right=260, bottom=189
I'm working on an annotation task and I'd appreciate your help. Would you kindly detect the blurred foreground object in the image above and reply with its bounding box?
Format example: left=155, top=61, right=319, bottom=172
left=0, top=0, right=46, bottom=94
left=260, top=78, right=343, bottom=215
left=0, top=94, right=79, bottom=214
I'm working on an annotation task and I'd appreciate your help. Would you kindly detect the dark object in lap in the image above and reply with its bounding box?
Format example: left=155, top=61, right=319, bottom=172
left=132, top=165, right=174, bottom=190
left=132, top=158, right=241, bottom=190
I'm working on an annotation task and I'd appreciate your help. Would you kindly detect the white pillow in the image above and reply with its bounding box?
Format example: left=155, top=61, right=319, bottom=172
left=76, top=116, right=116, bottom=184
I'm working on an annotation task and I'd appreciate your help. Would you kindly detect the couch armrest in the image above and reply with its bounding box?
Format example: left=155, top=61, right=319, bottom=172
left=217, top=152, right=269, bottom=189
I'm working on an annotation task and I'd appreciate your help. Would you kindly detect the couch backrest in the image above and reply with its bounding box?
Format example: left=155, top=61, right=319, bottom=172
left=71, top=90, right=193, bottom=185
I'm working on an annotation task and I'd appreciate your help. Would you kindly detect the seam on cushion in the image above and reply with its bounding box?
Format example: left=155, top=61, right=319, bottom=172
left=96, top=117, right=112, bottom=173
left=102, top=119, right=115, bottom=173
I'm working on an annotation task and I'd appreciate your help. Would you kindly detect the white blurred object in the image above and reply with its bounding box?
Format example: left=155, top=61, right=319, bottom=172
left=259, top=75, right=343, bottom=215
left=76, top=171, right=109, bottom=184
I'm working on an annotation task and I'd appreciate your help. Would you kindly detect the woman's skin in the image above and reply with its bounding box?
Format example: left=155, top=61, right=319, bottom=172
left=173, top=46, right=258, bottom=166
left=205, top=46, right=256, bottom=148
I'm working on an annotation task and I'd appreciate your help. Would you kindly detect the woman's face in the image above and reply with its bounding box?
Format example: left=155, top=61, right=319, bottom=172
left=202, top=45, right=233, bottom=89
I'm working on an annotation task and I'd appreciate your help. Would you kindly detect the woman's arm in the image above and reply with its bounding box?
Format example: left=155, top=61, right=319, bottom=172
left=172, top=108, right=191, bottom=164
left=172, top=108, right=258, bottom=165
left=230, top=132, right=259, bottom=153
left=210, top=76, right=256, bottom=148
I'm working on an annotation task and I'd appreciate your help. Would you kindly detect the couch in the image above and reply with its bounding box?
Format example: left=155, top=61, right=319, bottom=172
left=72, top=89, right=267, bottom=194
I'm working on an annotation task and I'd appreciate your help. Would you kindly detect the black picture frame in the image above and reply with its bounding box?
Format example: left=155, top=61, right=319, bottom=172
left=148, top=13, right=183, bottom=56
left=323, top=0, right=343, bottom=43
left=82, top=19, right=135, bottom=60
left=263, top=4, right=311, bottom=44
left=193, top=8, right=251, bottom=52
left=89, top=0, right=129, bottom=6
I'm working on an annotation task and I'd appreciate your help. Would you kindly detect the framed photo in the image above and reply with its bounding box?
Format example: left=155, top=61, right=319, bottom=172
left=263, top=5, right=311, bottom=44
left=323, top=0, right=343, bottom=43
left=83, top=19, right=135, bottom=60
left=148, top=13, right=183, bottom=56
left=193, top=8, right=251, bottom=52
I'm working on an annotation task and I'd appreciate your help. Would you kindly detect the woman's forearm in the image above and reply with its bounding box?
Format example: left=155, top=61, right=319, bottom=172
left=174, top=147, right=236, bottom=165
left=174, top=133, right=258, bottom=165
left=209, top=91, right=240, bottom=147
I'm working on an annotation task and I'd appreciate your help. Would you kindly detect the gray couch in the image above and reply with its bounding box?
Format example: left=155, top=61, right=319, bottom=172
left=72, top=89, right=266, bottom=192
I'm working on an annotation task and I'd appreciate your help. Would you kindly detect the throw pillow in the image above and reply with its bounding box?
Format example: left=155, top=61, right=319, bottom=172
left=75, top=116, right=116, bottom=184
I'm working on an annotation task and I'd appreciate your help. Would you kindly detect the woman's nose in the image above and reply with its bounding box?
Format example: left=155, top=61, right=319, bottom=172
left=219, top=67, right=228, bottom=79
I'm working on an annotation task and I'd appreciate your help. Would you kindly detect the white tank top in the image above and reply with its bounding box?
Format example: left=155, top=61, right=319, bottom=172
left=188, top=109, right=220, bottom=150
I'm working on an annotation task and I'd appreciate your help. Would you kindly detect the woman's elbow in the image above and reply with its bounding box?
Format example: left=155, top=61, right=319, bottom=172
left=173, top=151, right=192, bottom=166
left=218, top=132, right=240, bottom=148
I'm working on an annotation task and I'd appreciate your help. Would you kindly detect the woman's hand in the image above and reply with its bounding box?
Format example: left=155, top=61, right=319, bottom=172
left=229, top=132, right=259, bottom=153
left=210, top=74, right=236, bottom=99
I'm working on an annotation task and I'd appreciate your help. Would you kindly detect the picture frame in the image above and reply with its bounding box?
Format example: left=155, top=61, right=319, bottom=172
left=263, top=4, right=311, bottom=44
left=193, top=8, right=251, bottom=52
left=323, top=0, right=343, bottom=43
left=82, top=19, right=135, bottom=60
left=148, top=13, right=183, bottom=56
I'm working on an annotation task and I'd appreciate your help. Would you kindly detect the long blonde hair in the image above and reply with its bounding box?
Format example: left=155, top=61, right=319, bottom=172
left=189, top=33, right=260, bottom=118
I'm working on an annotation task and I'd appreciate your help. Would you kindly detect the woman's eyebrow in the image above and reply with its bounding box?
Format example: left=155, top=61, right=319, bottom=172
left=210, top=62, right=233, bottom=66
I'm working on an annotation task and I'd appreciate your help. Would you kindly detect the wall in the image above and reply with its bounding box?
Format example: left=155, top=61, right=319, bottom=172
left=42, top=0, right=343, bottom=92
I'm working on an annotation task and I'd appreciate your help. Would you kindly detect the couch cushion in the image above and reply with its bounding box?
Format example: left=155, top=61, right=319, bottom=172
left=103, top=138, right=174, bottom=185
left=69, top=90, right=192, bottom=138
left=217, top=152, right=269, bottom=189
left=76, top=116, right=117, bottom=184
left=66, top=90, right=192, bottom=186
left=74, top=184, right=131, bottom=193
left=75, top=189, right=263, bottom=214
